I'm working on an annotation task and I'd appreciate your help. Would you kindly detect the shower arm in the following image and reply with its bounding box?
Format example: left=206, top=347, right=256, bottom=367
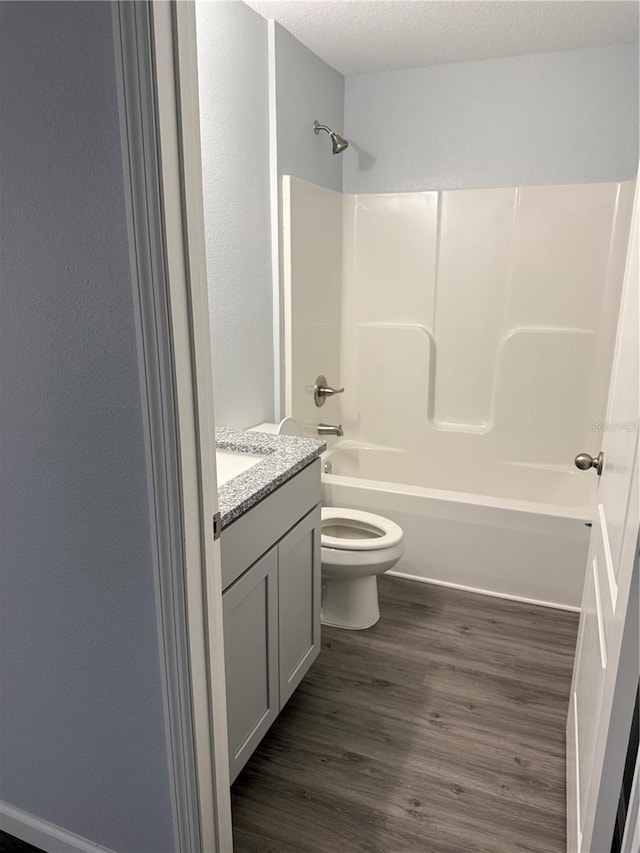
left=313, top=120, right=349, bottom=154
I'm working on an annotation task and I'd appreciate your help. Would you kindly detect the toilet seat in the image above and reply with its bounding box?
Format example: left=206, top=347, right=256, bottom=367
left=321, top=507, right=403, bottom=552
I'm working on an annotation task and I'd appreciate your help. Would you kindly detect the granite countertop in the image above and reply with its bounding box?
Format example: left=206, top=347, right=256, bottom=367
left=216, top=427, right=325, bottom=528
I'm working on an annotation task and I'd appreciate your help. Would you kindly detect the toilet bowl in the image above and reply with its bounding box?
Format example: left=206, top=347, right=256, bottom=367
left=321, top=508, right=404, bottom=630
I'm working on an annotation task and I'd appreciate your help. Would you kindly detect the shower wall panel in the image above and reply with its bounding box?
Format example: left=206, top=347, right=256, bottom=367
left=343, top=181, right=634, bottom=465
left=433, top=188, right=515, bottom=429
left=283, top=176, right=344, bottom=428
left=284, top=177, right=634, bottom=466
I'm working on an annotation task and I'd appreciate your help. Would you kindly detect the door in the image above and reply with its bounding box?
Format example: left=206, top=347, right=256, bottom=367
left=223, top=548, right=279, bottom=782
left=278, top=507, right=322, bottom=706
left=567, top=181, right=639, bottom=852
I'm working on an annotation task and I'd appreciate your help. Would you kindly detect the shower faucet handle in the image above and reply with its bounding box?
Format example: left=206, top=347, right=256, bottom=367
left=314, top=375, right=345, bottom=407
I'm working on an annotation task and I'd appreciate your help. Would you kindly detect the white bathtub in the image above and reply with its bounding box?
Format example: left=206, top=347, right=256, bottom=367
left=321, top=442, right=595, bottom=609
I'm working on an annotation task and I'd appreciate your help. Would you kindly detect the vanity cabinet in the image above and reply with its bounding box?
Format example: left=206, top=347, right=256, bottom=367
left=221, top=461, right=321, bottom=781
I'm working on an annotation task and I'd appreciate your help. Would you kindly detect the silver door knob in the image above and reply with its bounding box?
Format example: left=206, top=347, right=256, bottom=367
left=313, top=375, right=345, bottom=407
left=575, top=451, right=604, bottom=476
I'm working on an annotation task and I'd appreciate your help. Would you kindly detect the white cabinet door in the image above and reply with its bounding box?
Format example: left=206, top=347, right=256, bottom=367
left=222, top=547, right=279, bottom=782
left=278, top=507, right=322, bottom=706
left=567, top=182, right=639, bottom=852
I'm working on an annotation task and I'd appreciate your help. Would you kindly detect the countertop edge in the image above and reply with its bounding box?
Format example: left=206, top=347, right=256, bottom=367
left=216, top=428, right=325, bottom=527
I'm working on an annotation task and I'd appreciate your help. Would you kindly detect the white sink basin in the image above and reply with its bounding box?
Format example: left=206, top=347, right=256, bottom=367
left=216, top=449, right=265, bottom=486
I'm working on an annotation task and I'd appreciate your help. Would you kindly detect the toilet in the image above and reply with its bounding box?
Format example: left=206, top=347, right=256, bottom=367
left=321, top=508, right=404, bottom=630
left=250, top=419, right=405, bottom=630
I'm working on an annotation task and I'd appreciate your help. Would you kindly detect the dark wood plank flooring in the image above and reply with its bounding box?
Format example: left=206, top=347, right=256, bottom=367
left=231, top=576, right=579, bottom=853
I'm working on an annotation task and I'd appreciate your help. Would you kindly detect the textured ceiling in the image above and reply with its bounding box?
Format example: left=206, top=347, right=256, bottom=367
left=244, top=0, right=639, bottom=74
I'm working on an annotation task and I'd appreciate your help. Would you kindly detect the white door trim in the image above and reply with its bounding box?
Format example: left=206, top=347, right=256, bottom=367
left=151, top=2, right=233, bottom=851
left=113, top=2, right=202, bottom=850
left=113, top=2, right=232, bottom=851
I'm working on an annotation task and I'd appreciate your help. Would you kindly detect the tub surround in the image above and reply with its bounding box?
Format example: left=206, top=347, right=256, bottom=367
left=216, top=427, right=325, bottom=527
left=284, top=177, right=633, bottom=462
left=283, top=176, right=633, bottom=608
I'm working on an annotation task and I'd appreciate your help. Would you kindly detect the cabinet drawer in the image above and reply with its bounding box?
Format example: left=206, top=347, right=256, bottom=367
left=221, top=459, right=321, bottom=590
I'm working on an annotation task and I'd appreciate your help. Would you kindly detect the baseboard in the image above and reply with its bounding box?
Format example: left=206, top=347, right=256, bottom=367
left=386, top=570, right=581, bottom=613
left=0, top=802, right=115, bottom=853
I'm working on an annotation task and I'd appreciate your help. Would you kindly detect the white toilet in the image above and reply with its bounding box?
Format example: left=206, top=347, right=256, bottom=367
left=321, top=507, right=404, bottom=630
left=250, top=419, right=405, bottom=630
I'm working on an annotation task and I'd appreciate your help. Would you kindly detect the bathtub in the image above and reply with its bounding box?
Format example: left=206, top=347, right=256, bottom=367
left=321, top=441, right=595, bottom=610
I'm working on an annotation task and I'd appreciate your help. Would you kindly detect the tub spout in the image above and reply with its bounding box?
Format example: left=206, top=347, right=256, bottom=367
left=318, top=423, right=343, bottom=437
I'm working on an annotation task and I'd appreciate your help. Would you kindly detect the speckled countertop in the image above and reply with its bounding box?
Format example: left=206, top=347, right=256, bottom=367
left=216, top=428, right=325, bottom=528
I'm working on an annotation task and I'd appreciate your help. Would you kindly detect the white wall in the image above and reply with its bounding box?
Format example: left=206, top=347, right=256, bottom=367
left=197, top=1, right=274, bottom=428
left=343, top=44, right=639, bottom=193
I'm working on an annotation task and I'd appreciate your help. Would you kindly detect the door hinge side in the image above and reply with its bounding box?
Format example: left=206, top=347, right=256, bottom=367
left=213, top=512, right=221, bottom=541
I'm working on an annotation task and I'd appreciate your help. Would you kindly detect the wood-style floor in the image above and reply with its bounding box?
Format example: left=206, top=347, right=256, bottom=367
left=231, top=576, right=579, bottom=853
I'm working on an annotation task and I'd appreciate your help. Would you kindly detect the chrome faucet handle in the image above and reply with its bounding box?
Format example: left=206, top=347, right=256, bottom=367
left=314, top=374, right=345, bottom=407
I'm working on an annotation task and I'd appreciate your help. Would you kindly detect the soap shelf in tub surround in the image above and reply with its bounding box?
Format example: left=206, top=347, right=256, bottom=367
left=215, top=427, right=325, bottom=528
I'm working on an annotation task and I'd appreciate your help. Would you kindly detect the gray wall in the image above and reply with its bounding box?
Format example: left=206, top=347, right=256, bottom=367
left=195, top=7, right=345, bottom=427
left=344, top=43, right=639, bottom=193
left=274, top=22, right=345, bottom=192
left=197, top=1, right=274, bottom=428
left=272, top=22, right=345, bottom=416
left=0, top=3, right=175, bottom=850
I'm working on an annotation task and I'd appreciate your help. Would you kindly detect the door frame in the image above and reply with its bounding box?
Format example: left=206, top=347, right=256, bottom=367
left=113, top=2, right=233, bottom=851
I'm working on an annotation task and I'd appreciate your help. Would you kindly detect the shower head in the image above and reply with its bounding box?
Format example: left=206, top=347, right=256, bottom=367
left=313, top=120, right=349, bottom=155
left=331, top=132, right=349, bottom=155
